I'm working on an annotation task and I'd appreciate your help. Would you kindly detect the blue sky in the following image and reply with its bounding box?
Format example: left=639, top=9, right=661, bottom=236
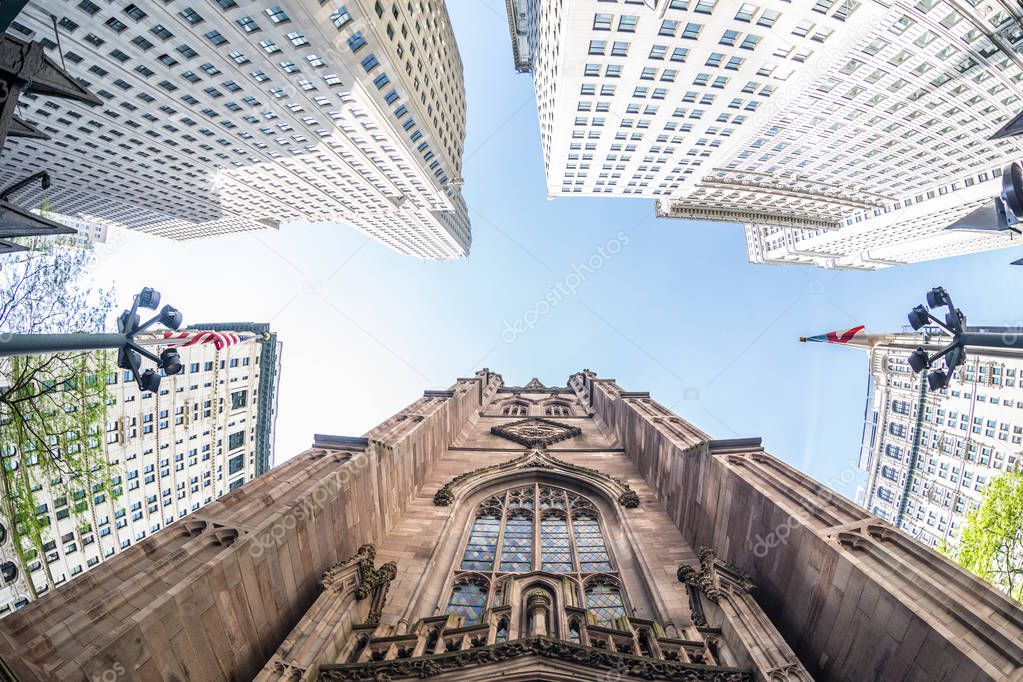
left=92, top=0, right=1023, bottom=500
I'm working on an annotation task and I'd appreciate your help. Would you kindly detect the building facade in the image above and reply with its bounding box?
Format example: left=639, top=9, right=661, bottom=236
left=1, top=370, right=1020, bottom=681
left=2, top=1, right=470, bottom=258
left=506, top=0, right=1023, bottom=269
left=852, top=327, right=1023, bottom=552
left=36, top=212, right=109, bottom=249
left=0, top=323, right=281, bottom=619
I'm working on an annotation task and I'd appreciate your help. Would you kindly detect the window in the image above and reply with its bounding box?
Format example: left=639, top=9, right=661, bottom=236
left=231, top=390, right=248, bottom=410
left=544, top=403, right=570, bottom=417
left=265, top=6, right=290, bottom=23
left=151, top=25, right=174, bottom=41
left=331, top=6, right=353, bottom=28
left=361, top=54, right=379, bottom=72
left=180, top=8, right=204, bottom=25
left=593, top=13, right=613, bottom=31
left=618, top=15, right=638, bottom=32
left=585, top=578, right=625, bottom=626
left=228, top=431, right=245, bottom=450
left=348, top=32, right=367, bottom=52
left=205, top=30, right=227, bottom=46
left=446, top=578, right=488, bottom=625
left=236, top=16, right=261, bottom=33
left=502, top=402, right=529, bottom=417
left=124, top=4, right=147, bottom=21
left=228, top=454, right=244, bottom=475
left=447, top=484, right=623, bottom=630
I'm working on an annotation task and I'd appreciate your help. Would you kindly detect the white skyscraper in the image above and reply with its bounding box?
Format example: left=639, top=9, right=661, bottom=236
left=0, top=324, right=282, bottom=617
left=3, top=1, right=469, bottom=259
left=506, top=0, right=1023, bottom=269
left=819, top=327, right=1023, bottom=550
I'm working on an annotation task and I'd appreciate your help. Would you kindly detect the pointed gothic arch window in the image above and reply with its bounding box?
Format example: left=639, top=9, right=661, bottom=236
left=502, top=401, right=529, bottom=416
left=584, top=577, right=626, bottom=627
left=446, top=484, right=625, bottom=635
left=544, top=402, right=571, bottom=417
left=446, top=576, right=489, bottom=625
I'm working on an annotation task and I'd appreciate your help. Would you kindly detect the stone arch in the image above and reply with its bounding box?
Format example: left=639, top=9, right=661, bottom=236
left=432, top=450, right=638, bottom=512
left=414, top=470, right=666, bottom=631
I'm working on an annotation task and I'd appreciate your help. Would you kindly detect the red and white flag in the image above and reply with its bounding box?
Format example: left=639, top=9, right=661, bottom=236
left=159, top=330, right=254, bottom=350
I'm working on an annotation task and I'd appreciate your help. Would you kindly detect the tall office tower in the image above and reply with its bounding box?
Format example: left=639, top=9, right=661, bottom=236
left=0, top=323, right=281, bottom=618
left=809, top=326, right=1023, bottom=551
left=506, top=0, right=1023, bottom=269
left=3, top=2, right=469, bottom=258
left=3, top=370, right=1022, bottom=680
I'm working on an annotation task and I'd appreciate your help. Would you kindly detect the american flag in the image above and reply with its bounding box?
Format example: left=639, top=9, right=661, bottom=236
left=800, top=325, right=865, bottom=344
left=159, top=330, right=254, bottom=350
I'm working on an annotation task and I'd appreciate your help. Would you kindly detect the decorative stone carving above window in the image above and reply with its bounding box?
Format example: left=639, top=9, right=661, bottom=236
left=523, top=377, right=547, bottom=390
left=491, top=418, right=581, bottom=448
left=432, top=449, right=640, bottom=509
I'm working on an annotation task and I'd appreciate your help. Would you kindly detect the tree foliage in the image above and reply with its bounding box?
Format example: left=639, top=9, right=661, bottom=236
left=0, top=239, right=118, bottom=592
left=941, top=469, right=1023, bottom=601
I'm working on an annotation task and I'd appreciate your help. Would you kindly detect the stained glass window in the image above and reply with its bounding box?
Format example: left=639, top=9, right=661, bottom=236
left=449, top=484, right=626, bottom=635
left=541, top=514, right=573, bottom=573
left=573, top=513, right=612, bottom=571
left=460, top=513, right=499, bottom=570
left=500, top=512, right=533, bottom=571
left=446, top=579, right=488, bottom=625
left=585, top=580, right=626, bottom=626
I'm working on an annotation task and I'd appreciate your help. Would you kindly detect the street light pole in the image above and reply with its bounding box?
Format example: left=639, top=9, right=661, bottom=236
left=0, top=286, right=185, bottom=393
left=0, top=333, right=129, bottom=357
left=904, top=286, right=1023, bottom=390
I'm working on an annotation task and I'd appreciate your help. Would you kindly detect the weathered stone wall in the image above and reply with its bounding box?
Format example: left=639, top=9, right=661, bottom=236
left=575, top=370, right=1023, bottom=681
left=0, top=375, right=492, bottom=681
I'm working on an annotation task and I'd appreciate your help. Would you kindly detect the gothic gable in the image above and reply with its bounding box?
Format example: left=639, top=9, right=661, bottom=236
left=491, top=417, right=581, bottom=448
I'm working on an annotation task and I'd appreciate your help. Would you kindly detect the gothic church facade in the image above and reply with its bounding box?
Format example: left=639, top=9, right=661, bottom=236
left=1, top=371, right=1021, bottom=681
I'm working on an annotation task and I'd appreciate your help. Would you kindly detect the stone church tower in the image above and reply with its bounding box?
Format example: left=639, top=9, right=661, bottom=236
left=2, top=370, right=1021, bottom=681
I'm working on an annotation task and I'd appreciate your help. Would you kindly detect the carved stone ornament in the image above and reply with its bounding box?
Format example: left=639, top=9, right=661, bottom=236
left=523, top=377, right=547, bottom=390
left=491, top=417, right=582, bottom=448
left=432, top=449, right=641, bottom=509
left=318, top=635, right=752, bottom=681
left=617, top=490, right=640, bottom=508
left=677, top=547, right=754, bottom=604
left=320, top=544, right=398, bottom=626
left=271, top=660, right=306, bottom=681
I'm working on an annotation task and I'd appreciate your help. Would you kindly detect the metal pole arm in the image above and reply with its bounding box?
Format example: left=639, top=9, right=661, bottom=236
left=959, top=332, right=1023, bottom=350
left=0, top=332, right=129, bottom=357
